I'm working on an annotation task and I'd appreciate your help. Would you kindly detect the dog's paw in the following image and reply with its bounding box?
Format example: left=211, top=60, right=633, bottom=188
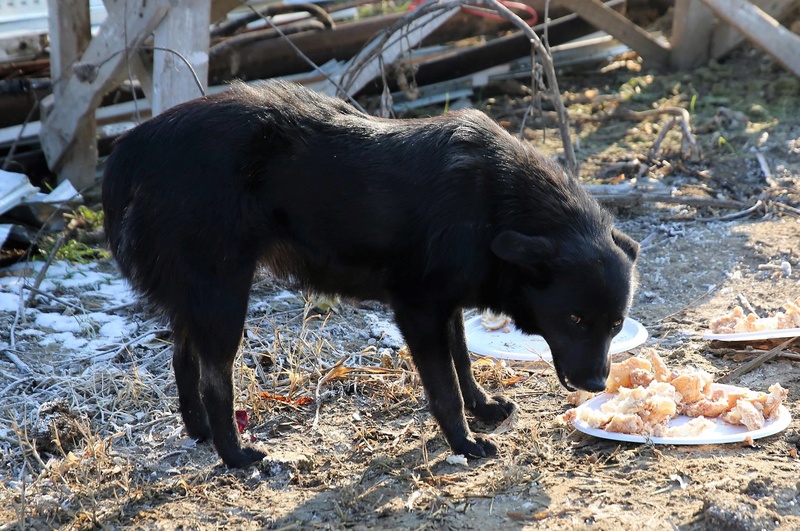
left=221, top=445, right=267, bottom=468
left=183, top=422, right=212, bottom=442
left=451, top=434, right=498, bottom=458
left=471, top=395, right=518, bottom=423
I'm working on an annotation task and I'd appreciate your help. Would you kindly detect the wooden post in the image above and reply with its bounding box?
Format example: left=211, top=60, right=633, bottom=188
left=46, top=0, right=96, bottom=189
left=151, top=0, right=212, bottom=115
left=669, top=0, right=715, bottom=70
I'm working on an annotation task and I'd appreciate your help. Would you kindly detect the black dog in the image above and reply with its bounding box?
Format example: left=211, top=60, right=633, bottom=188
left=102, top=81, right=638, bottom=468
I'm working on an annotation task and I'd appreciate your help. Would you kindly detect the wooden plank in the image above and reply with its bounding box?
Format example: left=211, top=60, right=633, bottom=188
left=151, top=0, right=211, bottom=115
left=669, top=0, right=714, bottom=69
left=710, top=0, right=796, bottom=59
left=47, top=0, right=96, bottom=189
left=558, top=0, right=671, bottom=65
left=39, top=0, right=168, bottom=172
left=701, top=0, right=800, bottom=77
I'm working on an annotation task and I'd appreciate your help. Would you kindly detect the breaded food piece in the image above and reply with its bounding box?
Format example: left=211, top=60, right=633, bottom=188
left=680, top=398, right=729, bottom=418
left=605, top=413, right=644, bottom=434
left=605, top=356, right=652, bottom=393
left=764, top=383, right=788, bottom=420
left=566, top=390, right=595, bottom=406
left=664, top=417, right=716, bottom=438
left=671, top=370, right=712, bottom=404
left=480, top=310, right=512, bottom=331
left=724, top=399, right=765, bottom=431
left=647, top=349, right=673, bottom=382
left=630, top=368, right=654, bottom=388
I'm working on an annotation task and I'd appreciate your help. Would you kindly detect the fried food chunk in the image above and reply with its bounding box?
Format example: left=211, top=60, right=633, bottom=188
left=480, top=310, right=512, bottom=331
left=724, top=399, right=765, bottom=431
left=671, top=370, right=712, bottom=404
left=605, top=356, right=652, bottom=393
left=567, top=390, right=595, bottom=406
left=664, top=417, right=716, bottom=438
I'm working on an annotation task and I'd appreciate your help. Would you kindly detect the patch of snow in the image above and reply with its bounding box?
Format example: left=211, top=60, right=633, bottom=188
left=362, top=313, right=404, bottom=348
left=0, top=292, right=20, bottom=312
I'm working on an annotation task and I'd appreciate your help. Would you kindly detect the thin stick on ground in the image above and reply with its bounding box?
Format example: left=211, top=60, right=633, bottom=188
left=718, top=337, right=800, bottom=383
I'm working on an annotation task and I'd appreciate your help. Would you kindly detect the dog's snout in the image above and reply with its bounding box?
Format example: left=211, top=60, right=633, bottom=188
left=581, top=374, right=608, bottom=392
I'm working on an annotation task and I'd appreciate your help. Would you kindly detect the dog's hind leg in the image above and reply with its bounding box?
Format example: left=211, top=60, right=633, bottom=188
left=172, top=327, right=212, bottom=441
left=393, top=304, right=497, bottom=458
left=183, top=266, right=266, bottom=468
left=448, top=311, right=517, bottom=423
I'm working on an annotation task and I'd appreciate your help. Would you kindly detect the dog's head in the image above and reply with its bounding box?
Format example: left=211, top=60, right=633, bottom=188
left=492, top=227, right=639, bottom=392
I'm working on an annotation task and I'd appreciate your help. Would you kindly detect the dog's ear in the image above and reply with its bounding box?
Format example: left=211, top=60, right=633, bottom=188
left=491, top=231, right=557, bottom=267
left=612, top=228, right=639, bottom=262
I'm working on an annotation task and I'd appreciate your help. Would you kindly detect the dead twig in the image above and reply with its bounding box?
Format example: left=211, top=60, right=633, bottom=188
left=694, top=200, right=764, bottom=222
left=590, top=191, right=748, bottom=210
left=25, top=234, right=65, bottom=308
left=717, top=337, right=799, bottom=383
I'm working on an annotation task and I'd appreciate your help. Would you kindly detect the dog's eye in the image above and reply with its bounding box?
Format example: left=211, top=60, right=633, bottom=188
left=570, top=314, right=581, bottom=324
left=612, top=319, right=623, bottom=329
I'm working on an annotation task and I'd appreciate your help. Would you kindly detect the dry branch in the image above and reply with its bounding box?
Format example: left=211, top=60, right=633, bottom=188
left=717, top=337, right=800, bottom=383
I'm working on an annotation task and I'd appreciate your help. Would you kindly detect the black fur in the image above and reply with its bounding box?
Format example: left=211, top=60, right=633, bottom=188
left=102, top=81, right=638, bottom=468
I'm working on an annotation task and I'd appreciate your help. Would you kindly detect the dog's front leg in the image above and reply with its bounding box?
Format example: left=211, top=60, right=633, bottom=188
left=448, top=311, right=518, bottom=423
left=393, top=303, right=498, bottom=458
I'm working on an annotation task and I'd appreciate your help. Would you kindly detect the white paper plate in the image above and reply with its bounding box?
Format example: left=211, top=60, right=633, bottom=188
left=570, top=385, right=792, bottom=445
left=702, top=328, right=800, bottom=342
left=464, top=316, right=648, bottom=362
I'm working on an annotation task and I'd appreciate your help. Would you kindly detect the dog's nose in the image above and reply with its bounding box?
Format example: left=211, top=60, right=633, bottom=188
left=581, top=375, right=608, bottom=392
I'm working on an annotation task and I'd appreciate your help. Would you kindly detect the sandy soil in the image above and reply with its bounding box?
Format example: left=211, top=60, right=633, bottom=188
left=2, top=43, right=800, bottom=531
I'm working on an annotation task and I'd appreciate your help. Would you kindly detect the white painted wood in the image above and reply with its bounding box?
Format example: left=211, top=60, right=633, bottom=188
left=39, top=0, right=168, bottom=172
left=558, top=0, right=671, bottom=65
left=701, top=0, right=800, bottom=77
left=669, top=0, right=714, bottom=69
left=710, top=0, right=797, bottom=59
left=151, top=0, right=211, bottom=115
left=46, top=0, right=96, bottom=189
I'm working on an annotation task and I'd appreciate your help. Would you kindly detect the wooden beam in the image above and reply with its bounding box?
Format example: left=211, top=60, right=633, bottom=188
left=710, top=0, right=796, bottom=59
left=701, top=0, right=800, bottom=77
left=46, top=0, right=96, bottom=189
left=39, top=0, right=168, bottom=172
left=558, top=0, right=671, bottom=65
left=151, top=0, right=211, bottom=115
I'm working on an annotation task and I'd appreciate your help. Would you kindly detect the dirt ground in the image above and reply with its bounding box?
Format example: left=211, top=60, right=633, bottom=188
left=2, top=35, right=800, bottom=531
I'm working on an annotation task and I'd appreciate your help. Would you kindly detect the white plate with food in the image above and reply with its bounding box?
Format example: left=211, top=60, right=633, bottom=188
left=571, top=391, right=791, bottom=445
left=702, top=328, right=800, bottom=342
left=464, top=315, right=648, bottom=361
left=704, top=302, right=800, bottom=342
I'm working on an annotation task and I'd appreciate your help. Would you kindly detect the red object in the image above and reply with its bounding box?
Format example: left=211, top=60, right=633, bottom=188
left=235, top=410, right=248, bottom=432
left=408, top=0, right=538, bottom=27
